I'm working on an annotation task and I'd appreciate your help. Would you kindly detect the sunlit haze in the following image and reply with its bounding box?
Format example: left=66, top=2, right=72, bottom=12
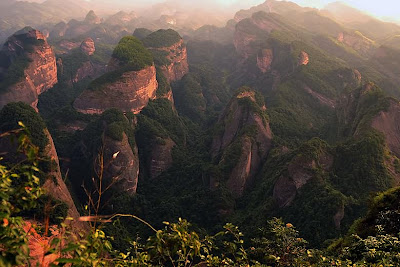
left=21, top=0, right=400, bottom=22
left=292, top=0, right=400, bottom=21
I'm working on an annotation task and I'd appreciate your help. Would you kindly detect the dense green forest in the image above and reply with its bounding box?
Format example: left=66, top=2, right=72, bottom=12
left=1, top=132, right=400, bottom=266
left=3, top=0, right=400, bottom=265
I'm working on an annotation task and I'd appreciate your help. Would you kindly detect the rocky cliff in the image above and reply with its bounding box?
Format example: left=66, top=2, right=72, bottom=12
left=80, top=37, right=95, bottom=55
left=147, top=137, right=175, bottom=179
left=0, top=27, right=57, bottom=110
left=211, top=88, right=273, bottom=197
left=298, top=51, right=309, bottom=66
left=371, top=99, right=400, bottom=157
left=337, top=31, right=376, bottom=57
left=72, top=61, right=104, bottom=84
left=256, top=48, right=273, bottom=73
left=74, top=64, right=158, bottom=114
left=103, top=133, right=139, bottom=194
left=151, top=39, right=188, bottom=82
left=70, top=38, right=104, bottom=83
left=74, top=36, right=158, bottom=114
left=143, top=29, right=189, bottom=82
left=84, top=10, right=102, bottom=25
left=234, top=12, right=288, bottom=60
left=42, top=130, right=85, bottom=229
left=336, top=83, right=400, bottom=182
left=273, top=149, right=334, bottom=208
left=0, top=102, right=85, bottom=230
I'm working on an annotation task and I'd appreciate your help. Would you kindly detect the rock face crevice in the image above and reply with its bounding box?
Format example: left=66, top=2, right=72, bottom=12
left=103, top=133, right=139, bottom=194
left=257, top=49, right=273, bottom=73
left=148, top=137, right=176, bottom=179
left=74, top=65, right=158, bottom=114
left=42, top=130, right=86, bottom=229
left=149, top=39, right=189, bottom=82
left=337, top=31, right=376, bottom=57
left=72, top=61, right=105, bottom=84
left=80, top=37, right=96, bottom=56
left=273, top=152, right=333, bottom=208
left=371, top=99, right=400, bottom=157
left=234, top=12, right=286, bottom=60
left=0, top=28, right=57, bottom=109
left=212, top=89, right=273, bottom=197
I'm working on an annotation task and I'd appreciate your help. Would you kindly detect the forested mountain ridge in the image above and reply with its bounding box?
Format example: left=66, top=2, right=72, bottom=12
left=2, top=0, right=400, bottom=265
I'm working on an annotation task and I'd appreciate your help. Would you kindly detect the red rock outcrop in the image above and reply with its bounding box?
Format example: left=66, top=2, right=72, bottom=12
left=103, top=133, right=139, bottom=194
left=72, top=61, right=104, bottom=84
left=304, top=85, right=335, bottom=108
left=105, top=11, right=137, bottom=25
left=298, top=51, right=309, bottom=66
left=0, top=28, right=57, bottom=110
left=74, top=65, right=158, bottom=114
left=84, top=10, right=102, bottom=25
left=148, top=137, right=175, bottom=179
left=257, top=48, right=273, bottom=73
left=371, top=99, right=400, bottom=157
left=42, top=130, right=85, bottom=229
left=50, top=22, right=68, bottom=38
left=337, top=31, right=376, bottom=57
left=149, top=39, right=189, bottom=82
left=233, top=29, right=258, bottom=59
left=234, top=12, right=285, bottom=60
left=212, top=88, right=273, bottom=197
left=80, top=37, right=95, bottom=55
left=273, top=149, right=333, bottom=208
left=59, top=40, right=80, bottom=52
left=24, top=221, right=62, bottom=267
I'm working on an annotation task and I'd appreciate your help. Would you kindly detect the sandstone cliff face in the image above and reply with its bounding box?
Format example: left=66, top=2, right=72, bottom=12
left=0, top=28, right=57, bottom=109
left=337, top=31, right=376, bottom=57
left=273, top=152, right=333, bottom=208
left=103, top=133, right=139, bottom=194
left=212, top=89, right=273, bottom=197
left=304, top=85, right=336, bottom=108
left=298, top=51, right=309, bottom=66
left=371, top=99, right=400, bottom=157
left=42, top=130, right=85, bottom=229
left=257, top=49, right=273, bottom=73
left=148, top=137, right=175, bottom=179
left=233, top=29, right=258, bottom=59
left=65, top=38, right=103, bottom=84
left=84, top=10, right=102, bottom=25
left=234, top=12, right=285, bottom=60
left=74, top=65, right=158, bottom=114
left=105, top=11, right=137, bottom=25
left=59, top=40, right=80, bottom=52
left=72, top=61, right=104, bottom=84
left=0, top=127, right=86, bottom=238
left=50, top=22, right=68, bottom=38
left=57, top=38, right=104, bottom=84
left=149, top=39, right=189, bottom=82
left=80, top=37, right=95, bottom=55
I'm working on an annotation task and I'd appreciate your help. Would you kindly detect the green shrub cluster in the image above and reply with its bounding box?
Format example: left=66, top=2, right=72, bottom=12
left=0, top=102, right=48, bottom=152
left=133, top=28, right=153, bottom=40
left=112, top=36, right=153, bottom=67
left=173, top=74, right=207, bottom=123
left=155, top=68, right=171, bottom=97
left=142, top=29, right=182, bottom=48
left=59, top=48, right=90, bottom=80
left=0, top=56, right=31, bottom=91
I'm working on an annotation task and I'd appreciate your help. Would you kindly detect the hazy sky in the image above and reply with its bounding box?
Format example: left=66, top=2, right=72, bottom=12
left=293, top=0, right=400, bottom=18
left=130, top=0, right=400, bottom=20
left=28, top=0, right=400, bottom=21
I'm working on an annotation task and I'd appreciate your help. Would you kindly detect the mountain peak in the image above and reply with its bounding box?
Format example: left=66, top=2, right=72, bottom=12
left=84, top=10, right=101, bottom=24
